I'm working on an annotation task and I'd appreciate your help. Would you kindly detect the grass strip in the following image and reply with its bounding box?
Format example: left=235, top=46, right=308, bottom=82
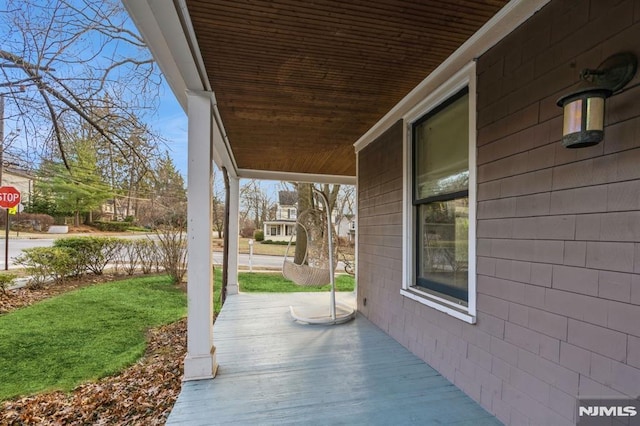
left=238, top=272, right=355, bottom=293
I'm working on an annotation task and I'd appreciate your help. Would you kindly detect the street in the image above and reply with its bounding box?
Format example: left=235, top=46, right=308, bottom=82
left=212, top=252, right=283, bottom=270
left=0, top=234, right=153, bottom=269
left=211, top=252, right=347, bottom=271
left=0, top=237, right=346, bottom=272
left=0, top=238, right=56, bottom=269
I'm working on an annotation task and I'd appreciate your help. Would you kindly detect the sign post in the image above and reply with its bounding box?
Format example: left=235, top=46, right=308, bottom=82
left=0, top=186, right=21, bottom=270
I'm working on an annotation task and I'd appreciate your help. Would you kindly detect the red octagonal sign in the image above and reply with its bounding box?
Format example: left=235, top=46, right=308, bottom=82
left=0, top=186, right=21, bottom=209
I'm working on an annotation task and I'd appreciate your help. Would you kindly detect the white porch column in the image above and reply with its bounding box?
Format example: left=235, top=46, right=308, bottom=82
left=226, top=176, right=240, bottom=295
left=184, top=90, right=217, bottom=380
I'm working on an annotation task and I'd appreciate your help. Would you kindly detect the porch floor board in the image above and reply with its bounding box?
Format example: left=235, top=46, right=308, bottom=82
left=167, top=292, right=500, bottom=425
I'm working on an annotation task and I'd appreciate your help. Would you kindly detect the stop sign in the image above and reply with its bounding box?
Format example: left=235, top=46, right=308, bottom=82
left=0, top=186, right=21, bottom=209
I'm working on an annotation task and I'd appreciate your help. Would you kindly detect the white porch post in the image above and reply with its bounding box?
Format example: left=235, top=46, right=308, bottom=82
left=184, top=90, right=217, bottom=380
left=226, top=176, right=240, bottom=295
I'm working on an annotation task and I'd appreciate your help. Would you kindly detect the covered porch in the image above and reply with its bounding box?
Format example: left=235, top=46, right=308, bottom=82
left=121, top=0, right=538, bottom=383
left=120, top=0, right=562, bottom=424
left=167, top=292, right=500, bottom=425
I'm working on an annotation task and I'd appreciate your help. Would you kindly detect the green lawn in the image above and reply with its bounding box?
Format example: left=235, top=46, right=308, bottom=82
left=212, top=270, right=354, bottom=309
left=106, top=271, right=354, bottom=316
left=0, top=276, right=186, bottom=401
left=238, top=272, right=355, bottom=293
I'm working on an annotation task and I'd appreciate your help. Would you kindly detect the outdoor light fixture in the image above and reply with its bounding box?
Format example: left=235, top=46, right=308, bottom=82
left=557, top=52, right=637, bottom=148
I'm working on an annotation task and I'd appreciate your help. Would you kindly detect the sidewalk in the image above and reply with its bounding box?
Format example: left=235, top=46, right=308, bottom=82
left=7, top=277, right=30, bottom=291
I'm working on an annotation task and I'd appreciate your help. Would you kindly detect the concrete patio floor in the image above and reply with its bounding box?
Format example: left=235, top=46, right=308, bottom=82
left=167, top=292, right=501, bottom=425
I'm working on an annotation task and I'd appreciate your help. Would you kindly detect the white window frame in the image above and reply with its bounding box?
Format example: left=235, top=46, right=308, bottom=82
left=401, top=62, right=477, bottom=324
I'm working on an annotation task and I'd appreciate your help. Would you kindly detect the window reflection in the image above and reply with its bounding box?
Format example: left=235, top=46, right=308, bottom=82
left=417, top=198, right=469, bottom=303
left=412, top=87, right=470, bottom=305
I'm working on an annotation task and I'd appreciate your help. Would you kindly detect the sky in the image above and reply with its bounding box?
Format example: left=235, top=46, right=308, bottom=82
left=150, top=85, right=189, bottom=177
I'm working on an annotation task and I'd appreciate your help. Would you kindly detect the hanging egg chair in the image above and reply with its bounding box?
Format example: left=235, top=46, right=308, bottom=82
left=284, top=188, right=356, bottom=325
left=282, top=208, right=335, bottom=286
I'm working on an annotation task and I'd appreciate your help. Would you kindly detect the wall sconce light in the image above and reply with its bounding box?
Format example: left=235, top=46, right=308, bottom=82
left=557, top=52, right=637, bottom=148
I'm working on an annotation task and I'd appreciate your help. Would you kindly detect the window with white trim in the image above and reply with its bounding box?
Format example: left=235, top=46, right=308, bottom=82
left=402, top=63, right=477, bottom=324
left=414, top=88, right=469, bottom=301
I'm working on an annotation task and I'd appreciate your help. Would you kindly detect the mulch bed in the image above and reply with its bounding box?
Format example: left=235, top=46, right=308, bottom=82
left=0, top=276, right=188, bottom=425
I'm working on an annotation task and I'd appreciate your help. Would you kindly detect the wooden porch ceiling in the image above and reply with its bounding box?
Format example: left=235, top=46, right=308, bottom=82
left=185, top=0, right=508, bottom=178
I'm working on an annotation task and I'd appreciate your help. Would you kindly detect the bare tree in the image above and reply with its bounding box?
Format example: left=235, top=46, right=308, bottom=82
left=292, top=183, right=340, bottom=265
left=212, top=167, right=225, bottom=238
left=293, top=183, right=312, bottom=264
left=0, top=0, right=162, bottom=170
left=335, top=186, right=355, bottom=221
left=334, top=185, right=356, bottom=275
left=156, top=225, right=188, bottom=286
left=240, top=179, right=272, bottom=232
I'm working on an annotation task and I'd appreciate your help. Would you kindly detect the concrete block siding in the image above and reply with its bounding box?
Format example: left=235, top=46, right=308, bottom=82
left=357, top=1, right=640, bottom=424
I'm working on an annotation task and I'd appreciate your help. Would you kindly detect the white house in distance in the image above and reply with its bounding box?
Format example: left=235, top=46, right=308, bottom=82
left=263, top=190, right=356, bottom=242
left=335, top=214, right=356, bottom=243
left=263, top=191, right=297, bottom=242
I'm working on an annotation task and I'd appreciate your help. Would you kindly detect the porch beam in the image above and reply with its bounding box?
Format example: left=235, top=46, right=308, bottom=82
left=184, top=90, right=217, bottom=381
left=237, top=168, right=355, bottom=185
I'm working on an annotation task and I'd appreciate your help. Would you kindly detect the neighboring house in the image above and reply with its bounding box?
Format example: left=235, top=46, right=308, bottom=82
left=126, top=1, right=640, bottom=425
left=334, top=214, right=356, bottom=243
left=263, top=191, right=297, bottom=242
left=264, top=191, right=355, bottom=242
left=101, top=198, right=135, bottom=221
left=2, top=166, right=33, bottom=208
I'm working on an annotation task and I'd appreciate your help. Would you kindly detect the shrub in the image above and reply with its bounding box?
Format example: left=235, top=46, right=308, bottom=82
left=54, top=237, right=123, bottom=276
left=0, top=273, right=16, bottom=295
left=155, top=227, right=187, bottom=285
left=125, top=226, right=149, bottom=232
left=113, top=240, right=137, bottom=275
left=240, top=225, right=255, bottom=238
left=52, top=237, right=91, bottom=277
left=97, top=238, right=124, bottom=274
left=261, top=240, right=292, bottom=245
left=253, top=230, right=264, bottom=242
left=111, top=240, right=127, bottom=275
left=136, top=239, right=159, bottom=274
left=4, top=213, right=54, bottom=232
left=113, top=238, right=160, bottom=276
left=337, top=236, right=355, bottom=248
left=14, top=247, right=74, bottom=288
left=92, top=221, right=130, bottom=232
